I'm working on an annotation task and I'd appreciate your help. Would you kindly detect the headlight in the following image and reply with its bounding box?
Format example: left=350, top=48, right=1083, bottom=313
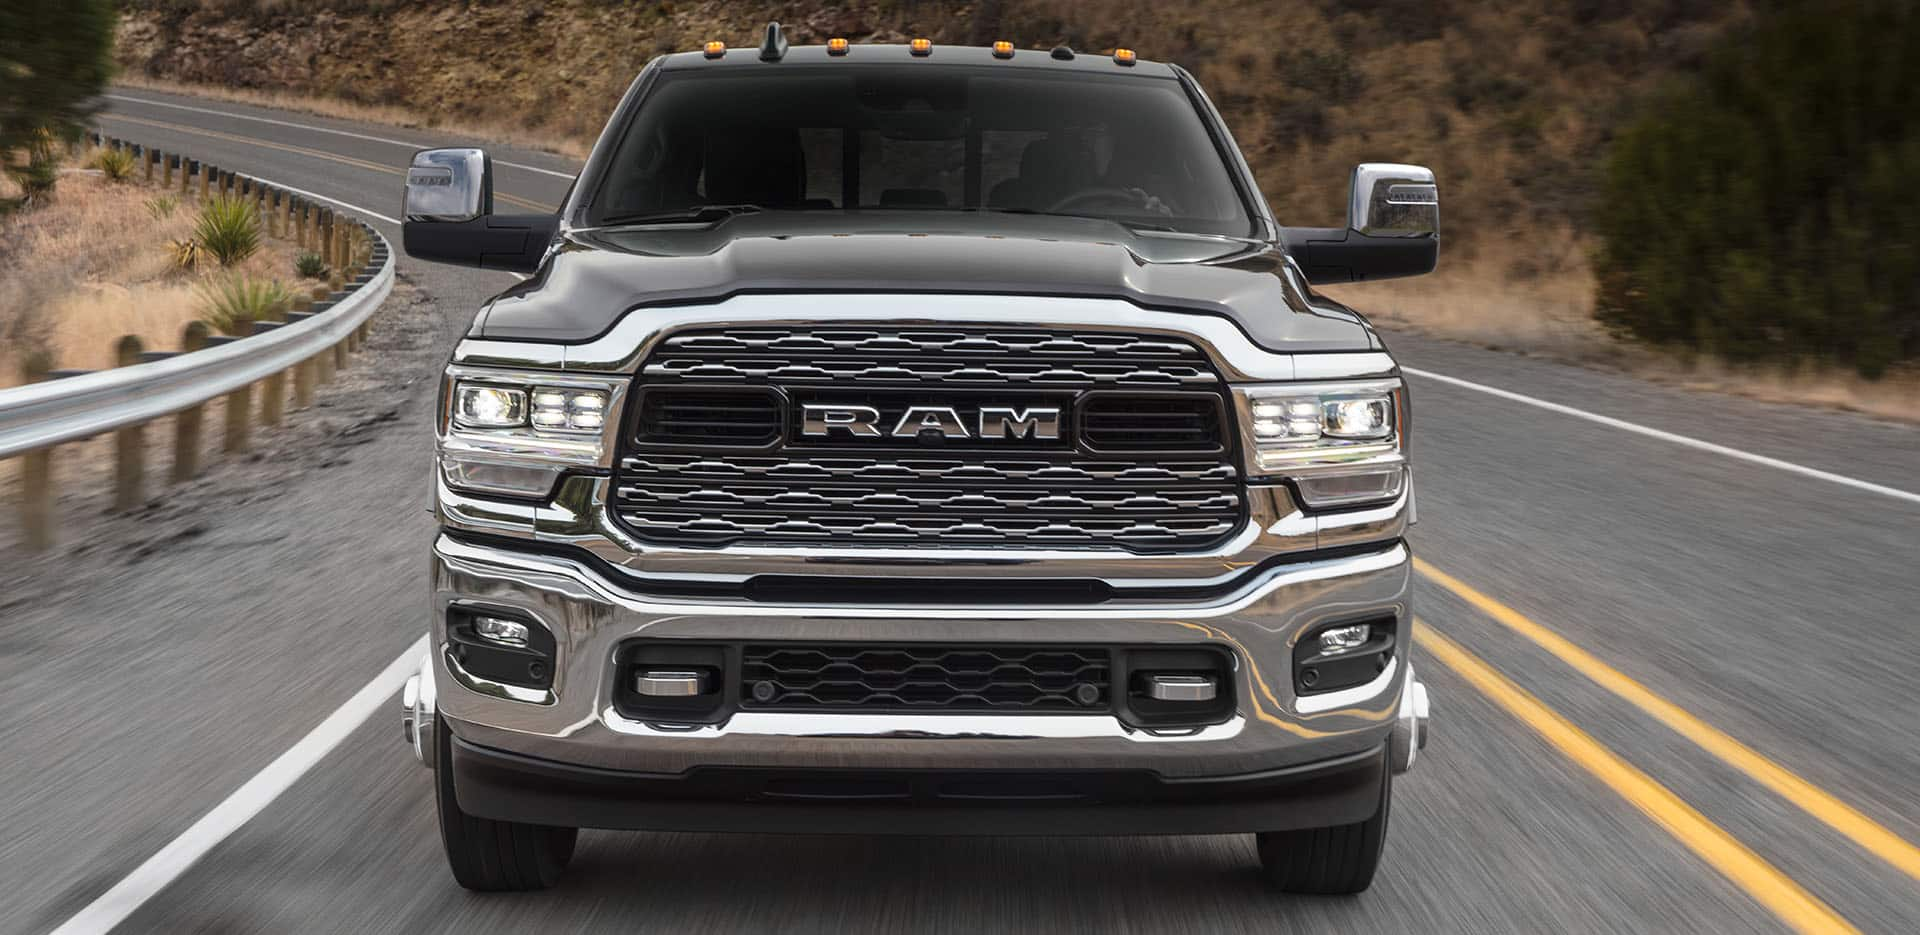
left=452, top=385, right=528, bottom=429
left=438, top=366, right=625, bottom=498
left=1235, top=379, right=1408, bottom=508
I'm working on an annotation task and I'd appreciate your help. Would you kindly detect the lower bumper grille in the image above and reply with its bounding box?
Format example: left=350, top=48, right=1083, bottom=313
left=741, top=644, right=1112, bottom=712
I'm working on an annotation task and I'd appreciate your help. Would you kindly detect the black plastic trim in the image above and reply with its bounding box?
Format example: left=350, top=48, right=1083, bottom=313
left=448, top=732, right=1389, bottom=835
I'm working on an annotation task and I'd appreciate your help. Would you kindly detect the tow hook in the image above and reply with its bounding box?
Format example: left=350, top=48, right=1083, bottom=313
left=400, top=651, right=437, bottom=770
left=1390, top=666, right=1431, bottom=774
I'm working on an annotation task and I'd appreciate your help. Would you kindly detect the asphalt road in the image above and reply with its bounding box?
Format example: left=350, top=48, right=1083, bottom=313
left=2, top=86, right=1916, bottom=933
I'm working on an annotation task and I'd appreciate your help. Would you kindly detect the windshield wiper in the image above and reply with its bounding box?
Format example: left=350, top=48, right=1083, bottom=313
left=595, top=204, right=766, bottom=226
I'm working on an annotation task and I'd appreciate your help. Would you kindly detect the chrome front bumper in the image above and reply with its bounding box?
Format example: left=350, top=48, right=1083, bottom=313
left=409, top=533, right=1429, bottom=779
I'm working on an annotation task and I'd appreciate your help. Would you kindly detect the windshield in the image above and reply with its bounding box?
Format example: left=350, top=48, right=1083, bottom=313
left=588, top=64, right=1256, bottom=236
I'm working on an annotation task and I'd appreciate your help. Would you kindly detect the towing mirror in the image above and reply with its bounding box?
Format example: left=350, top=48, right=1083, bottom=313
left=405, top=147, right=490, bottom=222
left=402, top=147, right=557, bottom=274
left=1281, top=163, right=1439, bottom=285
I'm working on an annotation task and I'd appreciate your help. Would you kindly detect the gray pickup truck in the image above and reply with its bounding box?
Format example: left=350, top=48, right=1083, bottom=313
left=399, top=26, right=1433, bottom=894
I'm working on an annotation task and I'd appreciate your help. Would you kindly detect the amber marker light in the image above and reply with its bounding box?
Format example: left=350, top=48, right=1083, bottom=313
left=992, top=40, right=1015, bottom=59
left=910, top=37, right=933, bottom=56
left=827, top=37, right=850, bottom=55
left=703, top=40, right=726, bottom=59
left=1113, top=48, right=1137, bottom=66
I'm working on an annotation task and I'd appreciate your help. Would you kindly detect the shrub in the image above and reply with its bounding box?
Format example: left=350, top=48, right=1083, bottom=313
left=0, top=0, right=114, bottom=192
left=145, top=194, right=179, bottom=219
left=294, top=250, right=329, bottom=279
left=168, top=238, right=203, bottom=271
left=193, top=195, right=261, bottom=265
left=1, top=128, right=63, bottom=213
left=91, top=146, right=137, bottom=182
left=1593, top=1, right=1920, bottom=378
left=198, top=274, right=293, bottom=335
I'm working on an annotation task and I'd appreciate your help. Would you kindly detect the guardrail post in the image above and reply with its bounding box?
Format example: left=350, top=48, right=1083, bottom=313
left=315, top=340, right=336, bottom=385
left=293, top=359, right=316, bottom=410
left=222, top=322, right=253, bottom=454
left=199, top=163, right=211, bottom=200
left=261, top=371, right=287, bottom=426
left=173, top=322, right=211, bottom=483
left=112, top=336, right=147, bottom=512
left=296, top=199, right=309, bottom=249
left=162, top=152, right=174, bottom=188
left=144, top=148, right=156, bottom=183
left=17, top=354, right=55, bottom=551
left=318, top=209, right=333, bottom=268
left=224, top=382, right=252, bottom=453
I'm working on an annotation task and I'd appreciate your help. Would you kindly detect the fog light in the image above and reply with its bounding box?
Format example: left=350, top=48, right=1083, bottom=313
left=1145, top=673, right=1217, bottom=702
left=473, top=616, right=530, bottom=648
left=635, top=669, right=711, bottom=697
left=1318, top=623, right=1372, bottom=655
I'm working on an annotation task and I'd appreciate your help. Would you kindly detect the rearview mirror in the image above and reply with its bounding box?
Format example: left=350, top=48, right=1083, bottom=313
left=402, top=147, right=557, bottom=274
left=1281, top=163, right=1440, bottom=285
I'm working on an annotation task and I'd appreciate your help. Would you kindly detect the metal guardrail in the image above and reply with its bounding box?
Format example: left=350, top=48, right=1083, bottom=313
left=0, top=244, right=393, bottom=460
left=2, top=133, right=397, bottom=550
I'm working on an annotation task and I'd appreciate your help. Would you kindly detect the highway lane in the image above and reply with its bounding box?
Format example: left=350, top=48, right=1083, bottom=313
left=5, top=88, right=1915, bottom=933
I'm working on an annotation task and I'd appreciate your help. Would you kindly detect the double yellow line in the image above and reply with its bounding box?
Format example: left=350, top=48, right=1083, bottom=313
left=1419, top=557, right=1920, bottom=933
left=99, top=112, right=556, bottom=214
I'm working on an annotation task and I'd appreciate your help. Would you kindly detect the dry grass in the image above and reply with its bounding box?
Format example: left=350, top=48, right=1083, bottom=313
left=113, top=74, right=592, bottom=158
left=0, top=156, right=300, bottom=390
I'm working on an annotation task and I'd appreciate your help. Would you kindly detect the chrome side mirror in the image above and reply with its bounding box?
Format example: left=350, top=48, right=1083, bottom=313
left=1280, top=164, right=1439, bottom=284
left=1349, top=163, right=1438, bottom=239
left=405, top=148, right=492, bottom=223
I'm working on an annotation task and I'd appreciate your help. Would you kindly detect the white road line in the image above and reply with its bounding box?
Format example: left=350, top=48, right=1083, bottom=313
left=1403, top=366, right=1920, bottom=506
left=50, top=635, right=429, bottom=935
left=105, top=93, right=579, bottom=180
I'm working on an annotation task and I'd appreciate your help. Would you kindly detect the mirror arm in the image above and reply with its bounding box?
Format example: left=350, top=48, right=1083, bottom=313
left=402, top=213, right=558, bottom=274
left=1281, top=227, right=1438, bottom=286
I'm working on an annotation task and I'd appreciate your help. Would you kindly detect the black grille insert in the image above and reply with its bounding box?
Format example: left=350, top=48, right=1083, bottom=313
left=1080, top=391, right=1225, bottom=453
left=742, top=644, right=1111, bottom=712
left=635, top=386, right=783, bottom=447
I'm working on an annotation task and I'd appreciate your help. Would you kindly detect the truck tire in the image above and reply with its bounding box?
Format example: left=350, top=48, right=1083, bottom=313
left=1254, top=770, right=1389, bottom=894
left=434, top=718, right=577, bottom=891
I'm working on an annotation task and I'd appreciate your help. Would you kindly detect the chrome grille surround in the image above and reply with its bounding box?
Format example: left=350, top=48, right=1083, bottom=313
left=641, top=329, right=1219, bottom=387
left=614, top=325, right=1247, bottom=552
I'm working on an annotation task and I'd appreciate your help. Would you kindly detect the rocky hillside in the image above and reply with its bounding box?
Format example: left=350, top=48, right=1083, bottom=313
left=117, top=0, right=1747, bottom=271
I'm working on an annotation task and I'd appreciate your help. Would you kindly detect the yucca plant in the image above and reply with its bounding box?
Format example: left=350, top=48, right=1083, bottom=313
left=198, top=274, right=294, bottom=336
left=145, top=194, right=179, bottom=220
left=91, top=146, right=137, bottom=182
left=168, top=238, right=204, bottom=271
left=194, top=196, right=261, bottom=266
left=294, top=250, right=329, bottom=279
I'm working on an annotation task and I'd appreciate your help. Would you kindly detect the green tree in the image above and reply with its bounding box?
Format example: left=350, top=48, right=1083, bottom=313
left=1, top=0, right=117, bottom=206
left=1593, top=1, right=1919, bottom=378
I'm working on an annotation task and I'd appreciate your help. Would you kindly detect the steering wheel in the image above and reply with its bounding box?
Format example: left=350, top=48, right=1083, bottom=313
left=1046, top=186, right=1171, bottom=216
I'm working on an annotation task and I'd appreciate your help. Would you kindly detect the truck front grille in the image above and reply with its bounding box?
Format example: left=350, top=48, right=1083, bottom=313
left=613, top=325, right=1246, bottom=552
left=741, top=643, right=1111, bottom=711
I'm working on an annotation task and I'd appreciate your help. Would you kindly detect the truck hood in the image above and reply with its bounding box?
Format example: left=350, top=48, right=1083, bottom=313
left=473, top=212, right=1381, bottom=353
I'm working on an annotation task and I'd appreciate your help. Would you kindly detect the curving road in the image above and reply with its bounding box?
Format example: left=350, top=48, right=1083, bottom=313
left=3, top=85, right=1917, bottom=933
